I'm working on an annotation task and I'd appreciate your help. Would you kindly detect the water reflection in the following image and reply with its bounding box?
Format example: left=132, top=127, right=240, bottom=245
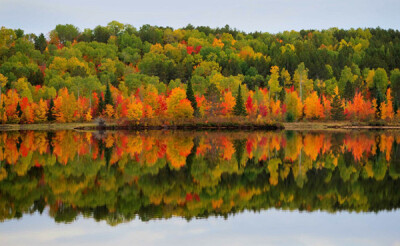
left=0, top=130, right=399, bottom=225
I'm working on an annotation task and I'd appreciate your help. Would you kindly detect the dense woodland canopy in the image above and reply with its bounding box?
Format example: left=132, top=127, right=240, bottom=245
left=0, top=22, right=400, bottom=123
left=0, top=131, right=399, bottom=224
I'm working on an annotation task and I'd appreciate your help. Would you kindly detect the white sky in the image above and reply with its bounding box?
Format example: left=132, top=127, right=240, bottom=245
left=1, top=210, right=400, bottom=246
left=0, top=0, right=399, bottom=34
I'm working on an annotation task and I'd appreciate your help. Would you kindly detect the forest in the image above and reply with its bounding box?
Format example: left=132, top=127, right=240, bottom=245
left=0, top=130, right=399, bottom=224
left=0, top=22, right=400, bottom=124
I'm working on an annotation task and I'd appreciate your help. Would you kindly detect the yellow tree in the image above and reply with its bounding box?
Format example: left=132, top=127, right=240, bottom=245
left=4, top=90, right=20, bottom=123
left=293, top=63, right=313, bottom=102
left=53, top=88, right=77, bottom=123
left=85, top=110, right=92, bottom=122
left=221, top=91, right=236, bottom=116
left=104, top=104, right=114, bottom=118
left=33, top=99, right=48, bottom=123
left=0, top=94, right=7, bottom=123
left=127, top=98, right=143, bottom=121
left=381, top=88, right=394, bottom=121
left=285, top=90, right=303, bottom=121
left=304, top=91, right=324, bottom=120
left=268, top=66, right=282, bottom=101
left=166, top=88, right=193, bottom=119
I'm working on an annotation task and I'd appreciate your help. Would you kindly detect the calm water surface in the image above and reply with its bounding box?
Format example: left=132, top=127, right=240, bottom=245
left=0, top=130, right=399, bottom=246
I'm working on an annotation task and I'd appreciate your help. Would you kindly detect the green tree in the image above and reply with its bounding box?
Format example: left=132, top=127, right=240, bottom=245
left=233, top=85, right=246, bottom=116
left=93, top=25, right=111, bottom=43
left=186, top=80, right=199, bottom=117
left=293, top=62, right=311, bottom=102
left=54, top=24, right=80, bottom=44
left=107, top=21, right=124, bottom=36
left=338, top=66, right=355, bottom=96
left=390, top=69, right=400, bottom=112
left=375, top=90, right=384, bottom=119
left=16, top=102, right=22, bottom=118
left=343, top=81, right=354, bottom=101
left=34, top=33, right=47, bottom=53
left=268, top=66, right=282, bottom=101
left=138, top=53, right=176, bottom=83
left=373, top=68, right=388, bottom=99
left=98, top=95, right=105, bottom=115
left=331, top=94, right=344, bottom=120
left=104, top=83, right=113, bottom=106
left=47, top=98, right=55, bottom=121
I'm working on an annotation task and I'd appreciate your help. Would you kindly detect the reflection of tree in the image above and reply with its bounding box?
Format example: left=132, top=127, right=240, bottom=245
left=234, top=139, right=246, bottom=169
left=0, top=130, right=399, bottom=224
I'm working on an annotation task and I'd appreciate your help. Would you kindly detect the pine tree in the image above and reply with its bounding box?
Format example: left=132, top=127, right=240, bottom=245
left=16, top=102, right=22, bottom=118
left=343, top=81, right=354, bottom=101
left=98, top=96, right=105, bottom=116
left=104, top=83, right=113, bottom=106
left=331, top=94, right=344, bottom=120
left=34, top=33, right=47, bottom=53
left=186, top=80, right=199, bottom=117
left=47, top=98, right=55, bottom=121
left=233, top=85, right=246, bottom=116
left=375, top=89, right=384, bottom=119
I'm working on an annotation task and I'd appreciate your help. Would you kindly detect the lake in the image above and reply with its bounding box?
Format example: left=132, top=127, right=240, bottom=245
left=0, top=130, right=399, bottom=246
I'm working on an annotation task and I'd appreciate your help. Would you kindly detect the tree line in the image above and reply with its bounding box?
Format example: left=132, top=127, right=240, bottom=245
left=0, top=22, right=400, bottom=123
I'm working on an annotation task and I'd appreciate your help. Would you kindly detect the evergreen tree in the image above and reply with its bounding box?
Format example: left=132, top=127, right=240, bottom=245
left=47, top=98, right=55, bottom=121
left=16, top=102, right=22, bottom=118
left=343, top=81, right=354, bottom=101
left=186, top=80, right=199, bottom=117
left=375, top=89, right=384, bottom=119
left=233, top=85, right=246, bottom=116
left=104, top=83, right=113, bottom=106
left=34, top=33, right=47, bottom=53
left=331, top=94, right=344, bottom=120
left=98, top=96, right=105, bottom=116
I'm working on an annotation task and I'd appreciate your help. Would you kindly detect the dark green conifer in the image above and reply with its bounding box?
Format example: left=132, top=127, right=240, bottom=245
left=47, top=98, right=55, bottom=121
left=233, top=85, right=246, bottom=116
left=98, top=95, right=105, bottom=116
left=343, top=81, right=354, bottom=101
left=34, top=33, right=47, bottom=53
left=186, top=80, right=199, bottom=117
left=16, top=102, right=22, bottom=118
left=104, top=83, right=113, bottom=106
left=331, top=94, right=344, bottom=120
left=375, top=89, right=384, bottom=119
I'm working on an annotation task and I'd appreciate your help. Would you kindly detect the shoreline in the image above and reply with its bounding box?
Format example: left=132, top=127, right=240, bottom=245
left=0, top=121, right=400, bottom=131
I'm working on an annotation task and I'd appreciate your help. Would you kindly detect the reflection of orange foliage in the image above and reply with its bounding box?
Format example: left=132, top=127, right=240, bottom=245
left=0, top=131, right=399, bottom=192
left=345, top=92, right=375, bottom=121
left=52, top=131, right=78, bottom=164
left=344, top=134, right=375, bottom=162
left=196, top=138, right=211, bottom=156
left=380, top=134, right=394, bottom=161
left=303, top=134, right=324, bottom=161
left=221, top=137, right=235, bottom=160
left=166, top=136, right=193, bottom=169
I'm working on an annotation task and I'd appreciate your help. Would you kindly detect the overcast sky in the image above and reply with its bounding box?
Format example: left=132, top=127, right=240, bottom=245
left=1, top=0, right=399, bottom=35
